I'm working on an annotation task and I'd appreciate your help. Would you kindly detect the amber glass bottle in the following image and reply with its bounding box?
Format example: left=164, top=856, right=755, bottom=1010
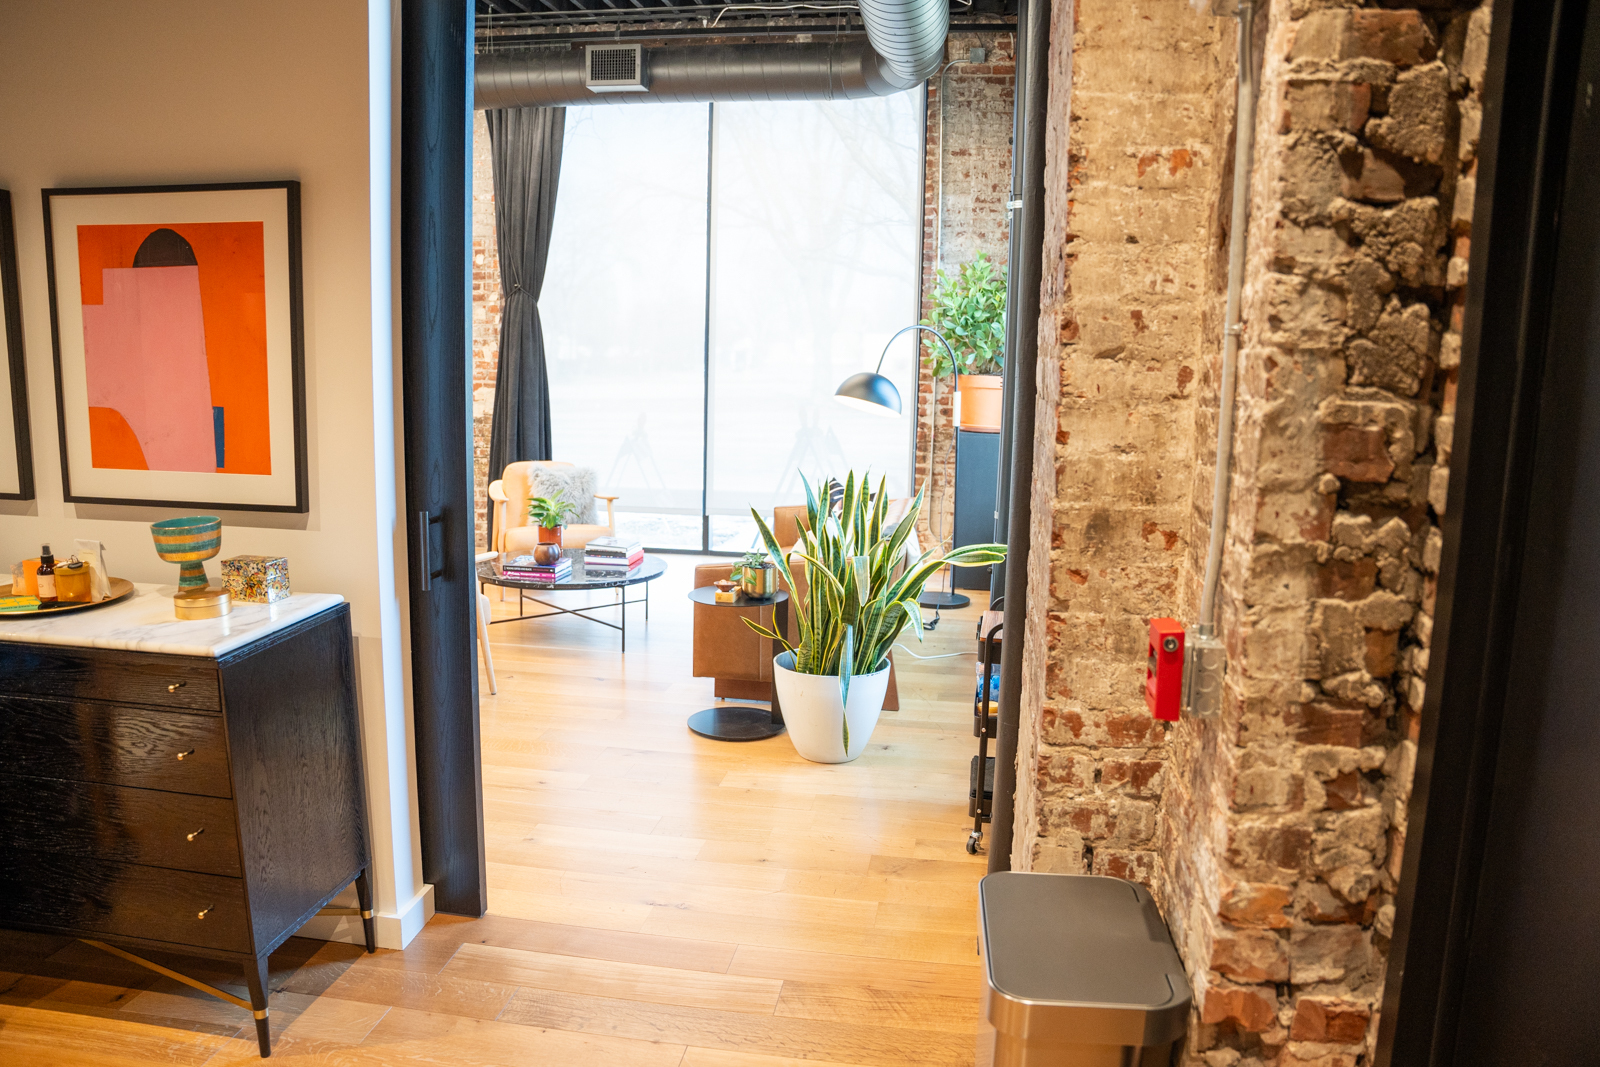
left=36, top=545, right=57, bottom=606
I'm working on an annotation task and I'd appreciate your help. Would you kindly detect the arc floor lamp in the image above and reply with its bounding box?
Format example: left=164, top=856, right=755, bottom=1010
left=835, top=324, right=970, bottom=611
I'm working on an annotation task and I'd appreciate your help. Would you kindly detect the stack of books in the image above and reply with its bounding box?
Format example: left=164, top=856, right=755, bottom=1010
left=585, top=536, right=643, bottom=575
left=501, top=554, right=572, bottom=583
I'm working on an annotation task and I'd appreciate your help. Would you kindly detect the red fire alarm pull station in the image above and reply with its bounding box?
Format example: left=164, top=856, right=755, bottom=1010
left=1146, top=618, right=1185, bottom=722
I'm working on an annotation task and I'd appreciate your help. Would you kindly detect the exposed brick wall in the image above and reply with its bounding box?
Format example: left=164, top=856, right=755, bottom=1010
left=917, top=32, right=1016, bottom=555
left=1018, top=1, right=1488, bottom=1063
left=473, top=109, right=499, bottom=551
left=1015, top=0, right=1232, bottom=885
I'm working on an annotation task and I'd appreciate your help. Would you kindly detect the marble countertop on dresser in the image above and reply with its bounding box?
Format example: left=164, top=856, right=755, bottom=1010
left=0, top=583, right=345, bottom=658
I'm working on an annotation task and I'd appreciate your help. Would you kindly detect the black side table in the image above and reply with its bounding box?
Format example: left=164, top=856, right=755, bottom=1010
left=686, top=587, right=789, bottom=741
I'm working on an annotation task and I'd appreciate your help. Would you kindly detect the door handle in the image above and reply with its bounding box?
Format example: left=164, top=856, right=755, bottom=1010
left=415, top=510, right=445, bottom=592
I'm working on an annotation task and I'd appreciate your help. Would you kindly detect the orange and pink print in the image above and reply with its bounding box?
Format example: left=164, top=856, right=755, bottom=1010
left=75, top=222, right=271, bottom=475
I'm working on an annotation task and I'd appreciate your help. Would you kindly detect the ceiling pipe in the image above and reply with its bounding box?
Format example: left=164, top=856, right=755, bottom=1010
left=474, top=0, right=949, bottom=108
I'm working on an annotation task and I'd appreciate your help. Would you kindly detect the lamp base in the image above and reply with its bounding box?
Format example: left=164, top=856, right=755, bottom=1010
left=918, top=590, right=971, bottom=610
left=174, top=586, right=232, bottom=620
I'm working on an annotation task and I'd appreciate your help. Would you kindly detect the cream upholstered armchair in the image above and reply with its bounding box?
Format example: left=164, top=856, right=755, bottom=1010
left=489, top=461, right=619, bottom=554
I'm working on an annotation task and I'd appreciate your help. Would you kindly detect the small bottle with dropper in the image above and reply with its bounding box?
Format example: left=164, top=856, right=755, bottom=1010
left=36, top=545, right=58, bottom=606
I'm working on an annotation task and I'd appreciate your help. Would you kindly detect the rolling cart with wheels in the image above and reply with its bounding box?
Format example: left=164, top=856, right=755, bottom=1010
left=968, top=603, right=1003, bottom=855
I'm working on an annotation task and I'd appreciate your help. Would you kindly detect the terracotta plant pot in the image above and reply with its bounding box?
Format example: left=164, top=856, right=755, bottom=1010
left=957, top=373, right=1004, bottom=431
left=772, top=651, right=891, bottom=764
left=536, top=525, right=562, bottom=547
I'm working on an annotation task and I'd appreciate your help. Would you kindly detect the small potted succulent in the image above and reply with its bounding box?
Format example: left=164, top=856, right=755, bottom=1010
left=527, top=495, right=577, bottom=549
left=734, top=550, right=778, bottom=600
left=921, top=252, right=1007, bottom=431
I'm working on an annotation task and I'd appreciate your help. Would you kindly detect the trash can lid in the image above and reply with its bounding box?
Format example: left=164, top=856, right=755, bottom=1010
left=980, top=873, right=1191, bottom=1047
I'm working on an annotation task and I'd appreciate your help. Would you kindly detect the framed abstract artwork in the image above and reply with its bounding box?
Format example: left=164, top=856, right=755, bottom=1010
left=43, top=182, right=306, bottom=512
left=0, top=190, right=36, bottom=501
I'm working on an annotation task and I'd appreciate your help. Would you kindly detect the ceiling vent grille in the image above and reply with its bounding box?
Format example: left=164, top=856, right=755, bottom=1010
left=585, top=45, right=647, bottom=93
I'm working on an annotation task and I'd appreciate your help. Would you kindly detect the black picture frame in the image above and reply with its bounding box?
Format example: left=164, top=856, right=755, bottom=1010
left=0, top=190, right=36, bottom=501
left=41, top=181, right=307, bottom=513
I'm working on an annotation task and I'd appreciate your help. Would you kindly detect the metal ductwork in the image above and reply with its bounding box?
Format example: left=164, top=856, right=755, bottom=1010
left=474, top=0, right=949, bottom=108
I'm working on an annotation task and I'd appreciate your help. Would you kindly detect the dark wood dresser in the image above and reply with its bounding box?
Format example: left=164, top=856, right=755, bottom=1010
left=0, top=594, right=372, bottom=1058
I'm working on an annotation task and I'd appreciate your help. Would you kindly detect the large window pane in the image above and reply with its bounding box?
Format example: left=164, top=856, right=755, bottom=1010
left=707, top=95, right=923, bottom=526
left=543, top=105, right=709, bottom=549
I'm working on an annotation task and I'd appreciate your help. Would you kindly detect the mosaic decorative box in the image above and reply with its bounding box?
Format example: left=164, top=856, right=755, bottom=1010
left=222, top=555, right=291, bottom=604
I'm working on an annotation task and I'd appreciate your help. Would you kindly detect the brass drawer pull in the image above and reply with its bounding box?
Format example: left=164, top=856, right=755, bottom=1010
left=197, top=905, right=214, bottom=920
left=186, top=828, right=205, bottom=842
left=176, top=749, right=195, bottom=761
left=167, top=682, right=186, bottom=693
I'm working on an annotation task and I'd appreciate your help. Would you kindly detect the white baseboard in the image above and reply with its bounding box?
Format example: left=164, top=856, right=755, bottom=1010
left=296, top=882, right=435, bottom=950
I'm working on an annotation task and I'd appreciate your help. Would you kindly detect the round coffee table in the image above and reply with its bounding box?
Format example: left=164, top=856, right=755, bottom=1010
left=686, top=586, right=789, bottom=741
left=477, top=551, right=667, bottom=653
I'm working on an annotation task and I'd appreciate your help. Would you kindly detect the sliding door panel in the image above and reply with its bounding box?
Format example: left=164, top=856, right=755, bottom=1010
left=707, top=96, right=922, bottom=547
left=543, top=104, right=710, bottom=548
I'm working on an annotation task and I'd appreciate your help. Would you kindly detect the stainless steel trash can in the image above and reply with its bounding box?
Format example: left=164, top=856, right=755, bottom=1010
left=979, top=873, right=1191, bottom=1067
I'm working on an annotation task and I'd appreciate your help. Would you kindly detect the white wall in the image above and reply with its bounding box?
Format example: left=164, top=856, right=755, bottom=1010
left=0, top=0, right=430, bottom=946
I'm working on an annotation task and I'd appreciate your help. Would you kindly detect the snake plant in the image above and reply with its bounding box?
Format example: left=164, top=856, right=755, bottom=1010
left=743, top=472, right=1006, bottom=750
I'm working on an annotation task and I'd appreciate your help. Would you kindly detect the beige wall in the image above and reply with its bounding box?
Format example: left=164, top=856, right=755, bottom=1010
left=0, top=0, right=428, bottom=945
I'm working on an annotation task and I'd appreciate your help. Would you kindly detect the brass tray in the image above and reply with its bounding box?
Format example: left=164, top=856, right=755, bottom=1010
left=0, top=577, right=136, bottom=615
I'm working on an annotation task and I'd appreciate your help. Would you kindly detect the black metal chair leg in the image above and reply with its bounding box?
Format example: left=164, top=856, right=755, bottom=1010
left=245, top=954, right=272, bottom=1057
left=354, top=866, right=377, bottom=953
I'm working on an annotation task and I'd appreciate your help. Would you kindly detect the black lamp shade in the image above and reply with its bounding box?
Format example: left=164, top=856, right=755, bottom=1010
left=834, top=372, right=902, bottom=416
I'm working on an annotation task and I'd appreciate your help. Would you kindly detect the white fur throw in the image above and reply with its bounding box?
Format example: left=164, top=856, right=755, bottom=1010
left=526, top=465, right=599, bottom=525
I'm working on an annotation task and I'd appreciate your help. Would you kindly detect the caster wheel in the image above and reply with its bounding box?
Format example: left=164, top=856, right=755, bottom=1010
left=966, top=834, right=981, bottom=855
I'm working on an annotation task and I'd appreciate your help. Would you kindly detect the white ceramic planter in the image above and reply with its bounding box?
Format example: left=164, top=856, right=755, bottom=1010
left=773, top=651, right=890, bottom=764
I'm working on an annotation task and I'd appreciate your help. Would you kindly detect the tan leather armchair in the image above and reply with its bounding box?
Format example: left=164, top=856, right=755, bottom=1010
left=489, top=461, right=619, bottom=554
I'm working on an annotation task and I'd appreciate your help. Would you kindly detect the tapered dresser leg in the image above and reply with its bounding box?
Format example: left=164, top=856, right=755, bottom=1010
left=355, top=866, right=377, bottom=952
left=245, top=955, right=272, bottom=1057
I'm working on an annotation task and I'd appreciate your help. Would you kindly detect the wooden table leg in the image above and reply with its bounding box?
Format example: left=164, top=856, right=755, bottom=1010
left=355, top=867, right=377, bottom=953
left=245, top=955, right=271, bottom=1057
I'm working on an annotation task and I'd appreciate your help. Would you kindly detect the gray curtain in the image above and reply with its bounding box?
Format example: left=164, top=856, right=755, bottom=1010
left=485, top=106, right=565, bottom=545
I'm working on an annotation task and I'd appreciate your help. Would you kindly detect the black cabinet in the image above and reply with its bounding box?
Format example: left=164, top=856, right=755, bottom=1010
left=953, top=428, right=1002, bottom=590
left=0, top=603, right=372, bottom=1057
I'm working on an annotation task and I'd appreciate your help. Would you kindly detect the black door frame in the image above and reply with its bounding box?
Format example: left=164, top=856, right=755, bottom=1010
left=1376, top=1, right=1589, bottom=1061
left=394, top=1, right=1049, bottom=912
left=400, top=0, right=487, bottom=918
left=986, top=0, right=1047, bottom=874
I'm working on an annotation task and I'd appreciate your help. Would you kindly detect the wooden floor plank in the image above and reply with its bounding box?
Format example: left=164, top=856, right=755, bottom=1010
left=313, top=965, right=516, bottom=1022
left=680, top=1050, right=893, bottom=1067
left=726, top=945, right=982, bottom=997
left=499, top=985, right=975, bottom=1067
left=774, top=980, right=984, bottom=1035
left=0, top=1003, right=231, bottom=1067
left=441, top=941, right=781, bottom=1014
left=408, top=912, right=739, bottom=975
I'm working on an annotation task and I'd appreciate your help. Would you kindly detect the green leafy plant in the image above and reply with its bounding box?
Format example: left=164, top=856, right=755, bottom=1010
left=733, top=550, right=770, bottom=578
left=527, top=495, right=577, bottom=529
left=920, top=252, right=1007, bottom=378
left=743, top=471, right=1006, bottom=750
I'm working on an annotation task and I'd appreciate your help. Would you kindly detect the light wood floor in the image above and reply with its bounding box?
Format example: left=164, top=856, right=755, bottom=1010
left=0, top=555, right=994, bottom=1065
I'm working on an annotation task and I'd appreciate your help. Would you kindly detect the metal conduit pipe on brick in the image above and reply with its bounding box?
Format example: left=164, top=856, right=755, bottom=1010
left=474, top=0, right=948, bottom=108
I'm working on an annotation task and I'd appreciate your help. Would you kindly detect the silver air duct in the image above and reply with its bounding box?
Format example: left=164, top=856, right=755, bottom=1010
left=474, top=0, right=949, bottom=108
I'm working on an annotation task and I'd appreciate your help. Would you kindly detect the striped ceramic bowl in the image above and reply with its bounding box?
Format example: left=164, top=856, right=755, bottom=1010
left=151, top=516, right=223, bottom=591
